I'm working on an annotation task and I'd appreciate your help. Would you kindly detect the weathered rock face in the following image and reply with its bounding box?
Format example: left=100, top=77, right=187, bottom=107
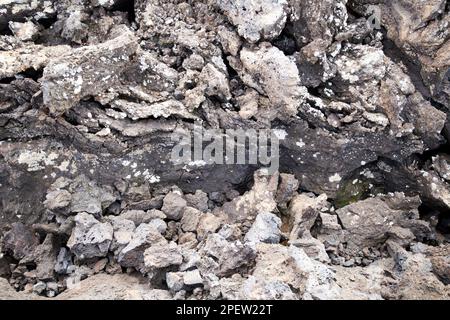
left=0, top=44, right=71, bottom=78
left=117, top=223, right=165, bottom=270
left=219, top=170, right=279, bottom=223
left=2, top=223, right=39, bottom=260
left=0, top=1, right=56, bottom=30
left=244, top=212, right=282, bottom=244
left=1, top=0, right=449, bottom=301
left=143, top=241, right=183, bottom=271
left=234, top=43, right=307, bottom=120
left=348, top=0, right=450, bottom=107
left=199, top=233, right=256, bottom=277
left=42, top=28, right=139, bottom=116
left=217, top=0, right=289, bottom=43
left=288, top=0, right=348, bottom=47
left=162, top=191, right=187, bottom=221
left=335, top=193, right=429, bottom=254
left=289, top=193, right=328, bottom=240
left=67, top=212, right=113, bottom=260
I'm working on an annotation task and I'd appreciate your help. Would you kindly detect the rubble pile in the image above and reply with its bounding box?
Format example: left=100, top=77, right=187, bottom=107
left=0, top=0, right=449, bottom=300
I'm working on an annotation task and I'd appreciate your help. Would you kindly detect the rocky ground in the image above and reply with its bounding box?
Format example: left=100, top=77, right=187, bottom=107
left=0, top=0, right=449, bottom=300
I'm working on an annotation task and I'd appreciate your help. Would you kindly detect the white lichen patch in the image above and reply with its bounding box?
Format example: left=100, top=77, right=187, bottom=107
left=73, top=75, right=83, bottom=94
left=273, top=129, right=288, bottom=140
left=329, top=173, right=342, bottom=183
left=188, top=160, right=207, bottom=167
left=147, top=175, right=160, bottom=184
left=57, top=160, right=70, bottom=172
left=296, top=139, right=306, bottom=148
left=361, top=169, right=375, bottom=179
left=18, top=150, right=59, bottom=172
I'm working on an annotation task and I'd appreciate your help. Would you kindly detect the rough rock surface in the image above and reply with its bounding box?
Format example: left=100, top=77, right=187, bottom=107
left=217, top=0, right=289, bottom=43
left=42, top=29, right=138, bottom=116
left=0, top=0, right=449, bottom=301
left=67, top=212, right=113, bottom=260
left=244, top=212, right=282, bottom=244
left=56, top=274, right=169, bottom=300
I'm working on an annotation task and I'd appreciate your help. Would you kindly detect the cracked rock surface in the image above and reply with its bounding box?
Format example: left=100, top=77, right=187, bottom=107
left=0, top=0, right=449, bottom=300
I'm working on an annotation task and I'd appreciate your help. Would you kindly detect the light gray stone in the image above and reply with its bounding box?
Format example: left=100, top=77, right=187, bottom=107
left=181, top=207, right=202, bottom=232
left=217, top=0, right=289, bottom=43
left=244, top=212, right=282, bottom=244
left=44, top=189, right=72, bottom=210
left=42, top=28, right=138, bottom=116
left=66, top=212, right=113, bottom=260
left=144, top=241, right=183, bottom=270
left=117, top=223, right=166, bottom=269
left=162, top=191, right=187, bottom=221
